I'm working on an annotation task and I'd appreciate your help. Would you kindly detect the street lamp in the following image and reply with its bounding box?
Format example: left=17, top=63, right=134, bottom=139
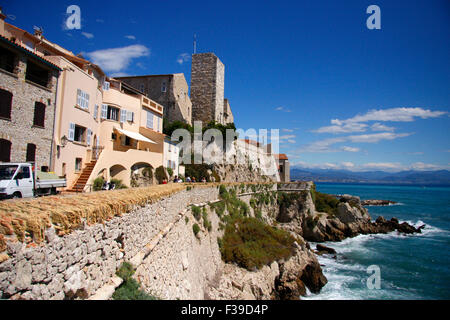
left=61, top=135, right=68, bottom=148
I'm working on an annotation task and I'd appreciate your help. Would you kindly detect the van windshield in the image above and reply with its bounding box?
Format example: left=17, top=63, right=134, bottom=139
left=0, top=165, right=18, bottom=180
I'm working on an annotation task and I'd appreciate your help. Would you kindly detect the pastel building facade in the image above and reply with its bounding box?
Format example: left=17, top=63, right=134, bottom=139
left=1, top=15, right=166, bottom=191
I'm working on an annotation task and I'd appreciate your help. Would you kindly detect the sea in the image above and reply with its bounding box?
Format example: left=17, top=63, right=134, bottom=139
left=302, top=183, right=450, bottom=300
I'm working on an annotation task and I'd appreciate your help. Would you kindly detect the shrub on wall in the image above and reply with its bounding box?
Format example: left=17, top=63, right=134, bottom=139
left=110, top=179, right=127, bottom=189
left=220, top=216, right=296, bottom=270
left=193, top=223, right=200, bottom=236
left=112, top=262, right=157, bottom=300
left=166, top=167, right=173, bottom=177
left=93, top=177, right=105, bottom=191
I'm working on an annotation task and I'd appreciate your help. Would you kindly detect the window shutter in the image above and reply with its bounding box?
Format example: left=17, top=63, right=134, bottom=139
left=127, top=111, right=133, bottom=122
left=87, top=129, right=92, bottom=146
left=103, top=81, right=110, bottom=91
left=120, top=134, right=126, bottom=146
left=157, top=117, right=160, bottom=132
left=120, top=109, right=127, bottom=123
left=94, top=105, right=98, bottom=120
left=85, top=93, right=90, bottom=110
left=76, top=89, right=81, bottom=107
left=146, top=111, right=153, bottom=129
left=101, top=104, right=107, bottom=119
left=68, top=123, right=75, bottom=141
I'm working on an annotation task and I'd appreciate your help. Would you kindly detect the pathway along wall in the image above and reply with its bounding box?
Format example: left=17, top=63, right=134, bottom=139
left=0, top=184, right=279, bottom=300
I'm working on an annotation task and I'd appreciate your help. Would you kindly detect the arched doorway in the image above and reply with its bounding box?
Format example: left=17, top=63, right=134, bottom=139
left=109, top=164, right=127, bottom=186
left=130, top=162, right=154, bottom=187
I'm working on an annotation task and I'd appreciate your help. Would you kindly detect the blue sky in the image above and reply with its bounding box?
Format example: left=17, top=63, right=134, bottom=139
left=4, top=0, right=449, bottom=171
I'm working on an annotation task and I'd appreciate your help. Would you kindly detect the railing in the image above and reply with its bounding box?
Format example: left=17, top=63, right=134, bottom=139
left=92, top=146, right=104, bottom=161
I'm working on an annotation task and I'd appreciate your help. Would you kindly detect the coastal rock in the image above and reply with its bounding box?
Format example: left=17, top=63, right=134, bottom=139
left=275, top=246, right=327, bottom=299
left=316, top=244, right=336, bottom=255
left=361, top=199, right=397, bottom=206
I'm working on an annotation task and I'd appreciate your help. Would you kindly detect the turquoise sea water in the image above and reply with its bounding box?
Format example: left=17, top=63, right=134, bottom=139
left=303, top=183, right=450, bottom=300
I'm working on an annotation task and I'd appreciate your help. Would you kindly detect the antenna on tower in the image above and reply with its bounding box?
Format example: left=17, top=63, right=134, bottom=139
left=193, top=34, right=197, bottom=54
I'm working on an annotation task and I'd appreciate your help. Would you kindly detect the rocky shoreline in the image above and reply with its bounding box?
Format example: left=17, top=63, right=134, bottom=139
left=361, top=199, right=398, bottom=206
left=270, top=187, right=424, bottom=299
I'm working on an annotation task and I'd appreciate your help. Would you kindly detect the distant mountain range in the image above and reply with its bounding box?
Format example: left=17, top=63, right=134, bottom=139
left=290, top=167, right=450, bottom=186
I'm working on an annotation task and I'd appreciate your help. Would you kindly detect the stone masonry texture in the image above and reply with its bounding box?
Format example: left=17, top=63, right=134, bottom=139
left=0, top=184, right=280, bottom=300
left=190, top=53, right=225, bottom=124
left=117, top=74, right=192, bottom=125
left=0, top=51, right=59, bottom=168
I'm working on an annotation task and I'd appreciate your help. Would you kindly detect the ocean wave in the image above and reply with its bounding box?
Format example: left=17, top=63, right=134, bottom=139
left=401, top=220, right=448, bottom=236
left=365, top=202, right=405, bottom=207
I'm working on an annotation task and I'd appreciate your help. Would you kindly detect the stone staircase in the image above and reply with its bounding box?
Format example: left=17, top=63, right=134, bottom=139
left=66, top=161, right=97, bottom=193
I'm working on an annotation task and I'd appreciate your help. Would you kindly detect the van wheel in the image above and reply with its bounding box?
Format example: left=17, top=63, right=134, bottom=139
left=12, top=192, right=22, bottom=199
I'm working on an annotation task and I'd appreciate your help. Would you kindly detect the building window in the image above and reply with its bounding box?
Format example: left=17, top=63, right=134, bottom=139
left=74, top=125, right=86, bottom=143
left=25, top=60, right=49, bottom=87
left=94, top=105, right=99, bottom=120
left=121, top=135, right=132, bottom=146
left=76, top=89, right=90, bottom=110
left=161, top=82, right=167, bottom=93
left=140, top=84, right=145, bottom=92
left=75, top=158, right=82, bottom=171
left=0, top=88, right=13, bottom=120
left=0, top=139, right=11, bottom=162
left=107, top=106, right=119, bottom=121
left=33, top=102, right=46, bottom=127
left=0, top=46, right=16, bottom=73
left=26, top=143, right=36, bottom=162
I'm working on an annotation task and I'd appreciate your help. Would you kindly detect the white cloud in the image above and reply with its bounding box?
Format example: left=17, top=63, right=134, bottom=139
left=341, top=146, right=360, bottom=152
left=81, top=32, right=94, bottom=39
left=297, top=137, right=346, bottom=153
left=282, top=129, right=294, bottom=132
left=293, top=161, right=449, bottom=172
left=275, top=106, right=292, bottom=113
left=296, top=132, right=410, bottom=153
left=125, top=35, right=136, bottom=40
left=410, top=162, right=445, bottom=171
left=342, top=107, right=447, bottom=123
left=86, top=45, right=150, bottom=73
left=347, top=132, right=411, bottom=143
left=313, top=122, right=368, bottom=134
left=287, top=139, right=296, bottom=144
left=314, top=107, right=446, bottom=134
left=110, top=72, right=130, bottom=77
left=177, top=53, right=191, bottom=65
left=371, top=122, right=395, bottom=132
left=361, top=162, right=403, bottom=170
left=341, top=162, right=355, bottom=168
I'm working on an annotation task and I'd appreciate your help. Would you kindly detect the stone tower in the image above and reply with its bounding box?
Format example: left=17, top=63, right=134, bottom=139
left=190, top=53, right=225, bottom=124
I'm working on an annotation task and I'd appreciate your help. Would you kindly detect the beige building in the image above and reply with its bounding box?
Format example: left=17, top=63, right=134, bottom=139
left=117, top=74, right=192, bottom=125
left=274, top=154, right=290, bottom=183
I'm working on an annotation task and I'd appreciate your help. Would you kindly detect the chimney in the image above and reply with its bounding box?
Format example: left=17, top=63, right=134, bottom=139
left=0, top=7, right=6, bottom=35
left=34, top=26, right=43, bottom=39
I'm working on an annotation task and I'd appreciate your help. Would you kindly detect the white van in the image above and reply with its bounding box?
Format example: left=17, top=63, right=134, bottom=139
left=0, top=163, right=66, bottom=199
